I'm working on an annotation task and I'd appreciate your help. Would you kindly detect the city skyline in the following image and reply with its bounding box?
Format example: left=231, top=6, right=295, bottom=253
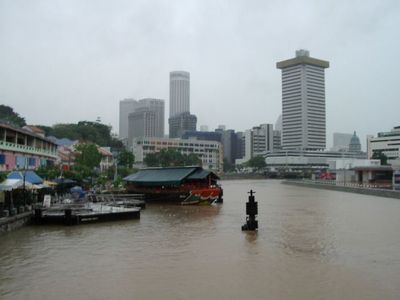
left=1, top=1, right=400, bottom=149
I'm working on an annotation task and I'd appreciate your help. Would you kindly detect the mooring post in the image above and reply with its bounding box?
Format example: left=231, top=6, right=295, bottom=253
left=64, top=208, right=73, bottom=225
left=216, top=188, right=223, bottom=203
left=242, top=190, right=258, bottom=231
left=34, top=208, right=43, bottom=224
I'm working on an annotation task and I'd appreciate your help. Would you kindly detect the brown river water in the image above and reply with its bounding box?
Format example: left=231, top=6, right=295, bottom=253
left=1, top=180, right=400, bottom=299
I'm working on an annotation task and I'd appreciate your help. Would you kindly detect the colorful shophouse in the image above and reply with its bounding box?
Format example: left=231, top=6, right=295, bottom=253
left=0, top=122, right=58, bottom=171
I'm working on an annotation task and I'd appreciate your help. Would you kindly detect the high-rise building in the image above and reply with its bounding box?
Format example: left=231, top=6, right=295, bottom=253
left=235, top=132, right=245, bottom=161
left=128, top=108, right=156, bottom=141
left=168, top=112, right=197, bottom=138
left=273, top=130, right=282, bottom=151
left=277, top=50, right=329, bottom=150
left=273, top=115, right=282, bottom=151
left=119, top=99, right=138, bottom=141
left=138, top=98, right=164, bottom=137
left=235, top=124, right=273, bottom=164
left=126, top=98, right=164, bottom=147
left=170, top=71, right=190, bottom=118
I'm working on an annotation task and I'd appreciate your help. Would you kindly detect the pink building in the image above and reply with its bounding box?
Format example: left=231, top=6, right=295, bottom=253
left=0, top=122, right=58, bottom=171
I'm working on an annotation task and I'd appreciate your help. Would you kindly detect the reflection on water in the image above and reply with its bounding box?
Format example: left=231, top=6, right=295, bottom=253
left=1, top=180, right=400, bottom=300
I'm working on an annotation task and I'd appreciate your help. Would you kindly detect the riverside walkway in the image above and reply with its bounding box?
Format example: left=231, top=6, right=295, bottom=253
left=283, top=179, right=400, bottom=199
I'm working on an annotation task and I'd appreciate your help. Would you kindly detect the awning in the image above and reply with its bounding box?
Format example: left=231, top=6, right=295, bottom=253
left=32, top=183, right=51, bottom=190
left=0, top=179, right=34, bottom=191
left=7, top=171, right=44, bottom=184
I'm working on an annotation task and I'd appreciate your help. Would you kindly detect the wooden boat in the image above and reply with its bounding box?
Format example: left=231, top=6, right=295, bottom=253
left=124, top=167, right=223, bottom=205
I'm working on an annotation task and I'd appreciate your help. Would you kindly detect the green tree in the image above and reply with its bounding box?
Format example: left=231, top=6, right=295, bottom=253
left=74, top=143, right=102, bottom=170
left=184, top=153, right=202, bottom=166
left=143, top=152, right=159, bottom=167
left=118, top=149, right=135, bottom=168
left=372, top=151, right=388, bottom=165
left=36, top=166, right=61, bottom=180
left=143, top=149, right=201, bottom=167
left=0, top=105, right=26, bottom=127
left=0, top=172, right=7, bottom=182
left=246, top=155, right=266, bottom=171
left=42, top=121, right=123, bottom=148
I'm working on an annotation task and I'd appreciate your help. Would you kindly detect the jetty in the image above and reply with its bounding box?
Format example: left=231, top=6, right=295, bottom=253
left=34, top=203, right=140, bottom=225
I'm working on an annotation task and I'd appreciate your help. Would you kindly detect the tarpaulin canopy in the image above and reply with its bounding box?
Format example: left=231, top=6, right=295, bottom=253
left=0, top=179, right=34, bottom=191
left=7, top=171, right=44, bottom=184
left=53, top=178, right=77, bottom=185
left=70, top=186, right=85, bottom=199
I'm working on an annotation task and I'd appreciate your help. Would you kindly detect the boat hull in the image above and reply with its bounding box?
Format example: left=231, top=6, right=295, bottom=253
left=128, top=186, right=222, bottom=205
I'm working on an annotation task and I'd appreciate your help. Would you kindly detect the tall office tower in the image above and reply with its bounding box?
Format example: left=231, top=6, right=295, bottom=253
left=235, top=124, right=273, bottom=164
left=277, top=50, right=329, bottom=150
left=251, top=124, right=274, bottom=156
left=170, top=71, right=190, bottom=117
left=235, top=132, right=245, bottom=160
left=273, top=115, right=282, bottom=151
left=126, top=98, right=164, bottom=147
left=222, top=129, right=238, bottom=165
left=119, top=98, right=138, bottom=141
left=168, top=112, right=197, bottom=138
left=273, top=130, right=282, bottom=151
left=128, top=108, right=156, bottom=143
left=138, top=98, right=164, bottom=137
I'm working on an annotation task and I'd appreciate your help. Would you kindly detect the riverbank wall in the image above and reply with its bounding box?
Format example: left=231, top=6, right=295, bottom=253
left=221, top=173, right=266, bottom=180
left=283, top=180, right=400, bottom=199
left=0, top=212, right=33, bottom=235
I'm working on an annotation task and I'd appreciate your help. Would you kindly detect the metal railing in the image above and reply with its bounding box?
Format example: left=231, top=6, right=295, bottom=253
left=0, top=140, right=58, bottom=158
left=301, top=179, right=393, bottom=189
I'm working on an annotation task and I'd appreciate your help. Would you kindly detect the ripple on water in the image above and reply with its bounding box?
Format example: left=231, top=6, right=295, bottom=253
left=1, top=180, right=400, bottom=299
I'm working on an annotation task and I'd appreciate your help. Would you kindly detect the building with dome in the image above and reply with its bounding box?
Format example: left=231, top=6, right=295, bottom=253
left=349, top=131, right=361, bottom=153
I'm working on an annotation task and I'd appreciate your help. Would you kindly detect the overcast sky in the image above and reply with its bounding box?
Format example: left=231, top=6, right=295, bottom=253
left=1, top=0, right=399, bottom=148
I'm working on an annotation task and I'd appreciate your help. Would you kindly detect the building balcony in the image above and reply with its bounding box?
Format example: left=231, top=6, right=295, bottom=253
left=0, top=140, right=58, bottom=159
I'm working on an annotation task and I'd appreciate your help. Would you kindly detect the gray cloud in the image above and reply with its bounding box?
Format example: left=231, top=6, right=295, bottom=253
left=1, top=0, right=399, bottom=148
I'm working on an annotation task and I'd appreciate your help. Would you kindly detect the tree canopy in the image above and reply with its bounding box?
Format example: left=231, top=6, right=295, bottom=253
left=36, top=121, right=123, bottom=148
left=74, top=143, right=102, bottom=170
left=246, top=155, right=266, bottom=170
left=372, top=151, right=388, bottom=165
left=118, top=149, right=135, bottom=168
left=0, top=105, right=26, bottom=127
left=144, top=149, right=201, bottom=167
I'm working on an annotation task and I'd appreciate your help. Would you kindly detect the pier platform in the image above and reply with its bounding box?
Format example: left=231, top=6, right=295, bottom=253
left=35, top=204, right=140, bottom=225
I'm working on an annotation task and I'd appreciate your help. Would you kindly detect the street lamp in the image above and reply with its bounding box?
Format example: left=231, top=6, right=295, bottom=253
left=23, top=157, right=27, bottom=207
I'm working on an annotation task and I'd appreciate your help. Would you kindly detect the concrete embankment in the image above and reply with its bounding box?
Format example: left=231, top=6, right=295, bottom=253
left=221, top=174, right=267, bottom=180
left=282, top=180, right=400, bottom=199
left=0, top=212, right=33, bottom=235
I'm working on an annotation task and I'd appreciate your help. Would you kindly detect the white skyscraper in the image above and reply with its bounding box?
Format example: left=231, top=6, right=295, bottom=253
left=169, top=71, right=190, bottom=118
left=277, top=50, right=329, bottom=150
left=119, top=99, right=138, bottom=141
left=127, top=98, right=165, bottom=147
